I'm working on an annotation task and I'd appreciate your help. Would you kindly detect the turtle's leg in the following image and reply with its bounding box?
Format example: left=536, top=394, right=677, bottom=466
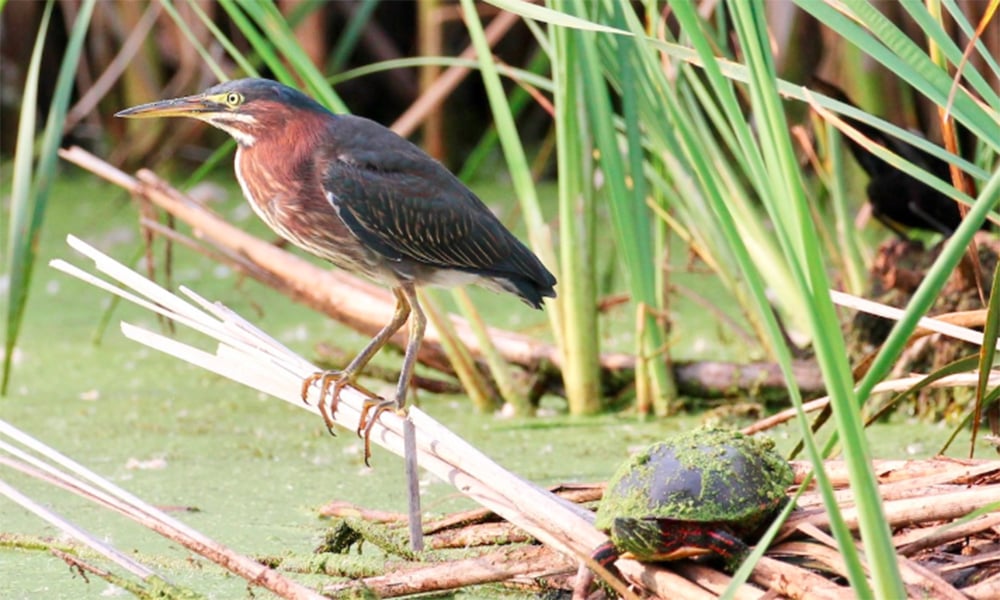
left=591, top=541, right=623, bottom=581
left=648, top=520, right=750, bottom=572
left=699, top=528, right=751, bottom=572
left=589, top=540, right=631, bottom=595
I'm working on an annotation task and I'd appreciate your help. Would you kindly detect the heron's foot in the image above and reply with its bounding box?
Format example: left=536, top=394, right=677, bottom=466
left=301, top=370, right=380, bottom=436
left=357, top=396, right=404, bottom=467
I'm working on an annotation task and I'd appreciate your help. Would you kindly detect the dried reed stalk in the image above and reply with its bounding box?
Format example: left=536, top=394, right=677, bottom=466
left=324, top=544, right=574, bottom=597
left=0, top=420, right=326, bottom=600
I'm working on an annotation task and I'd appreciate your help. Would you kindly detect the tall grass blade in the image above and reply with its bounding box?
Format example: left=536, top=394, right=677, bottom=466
left=796, top=0, right=998, bottom=151
left=218, top=0, right=296, bottom=86
left=971, top=263, right=1000, bottom=454
left=3, top=0, right=96, bottom=394
left=593, top=0, right=677, bottom=414
left=330, top=0, right=380, bottom=72
left=546, top=0, right=601, bottom=414
left=940, top=0, right=1000, bottom=107
left=727, top=3, right=898, bottom=595
left=460, top=1, right=573, bottom=409
left=900, top=0, right=999, bottom=110
left=234, top=0, right=348, bottom=113
left=157, top=0, right=229, bottom=81
left=3, top=1, right=50, bottom=394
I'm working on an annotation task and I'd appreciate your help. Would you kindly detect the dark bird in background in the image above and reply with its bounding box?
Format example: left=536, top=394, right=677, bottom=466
left=810, top=77, right=977, bottom=238
left=117, top=78, right=557, bottom=461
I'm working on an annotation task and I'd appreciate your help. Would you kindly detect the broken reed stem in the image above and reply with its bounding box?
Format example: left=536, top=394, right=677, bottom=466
left=0, top=475, right=155, bottom=581
left=896, top=512, right=1000, bottom=555
left=324, top=544, right=573, bottom=597
left=785, top=484, right=1000, bottom=539
left=745, top=370, right=1000, bottom=435
left=0, top=420, right=326, bottom=600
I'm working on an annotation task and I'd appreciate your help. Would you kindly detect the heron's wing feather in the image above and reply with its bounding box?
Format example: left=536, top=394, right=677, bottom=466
left=321, top=116, right=547, bottom=282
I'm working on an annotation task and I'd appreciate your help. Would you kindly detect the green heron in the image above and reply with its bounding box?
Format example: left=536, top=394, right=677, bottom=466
left=117, top=78, right=557, bottom=461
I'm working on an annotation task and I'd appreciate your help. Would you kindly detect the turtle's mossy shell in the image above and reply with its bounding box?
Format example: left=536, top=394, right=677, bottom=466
left=595, top=427, right=793, bottom=539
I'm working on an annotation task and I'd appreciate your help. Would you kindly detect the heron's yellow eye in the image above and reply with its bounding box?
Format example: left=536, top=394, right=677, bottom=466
left=225, top=92, right=243, bottom=107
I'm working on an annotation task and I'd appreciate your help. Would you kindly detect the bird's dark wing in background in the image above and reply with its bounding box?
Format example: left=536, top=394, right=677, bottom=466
left=809, top=77, right=977, bottom=237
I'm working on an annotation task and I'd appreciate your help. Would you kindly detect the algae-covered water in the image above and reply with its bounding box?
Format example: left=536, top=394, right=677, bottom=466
left=0, top=174, right=968, bottom=599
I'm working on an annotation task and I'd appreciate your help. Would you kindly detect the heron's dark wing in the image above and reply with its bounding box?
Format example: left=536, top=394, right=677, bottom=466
left=320, top=115, right=556, bottom=300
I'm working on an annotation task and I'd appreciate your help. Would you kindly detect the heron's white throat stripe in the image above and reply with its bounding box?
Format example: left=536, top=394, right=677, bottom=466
left=205, top=112, right=257, bottom=146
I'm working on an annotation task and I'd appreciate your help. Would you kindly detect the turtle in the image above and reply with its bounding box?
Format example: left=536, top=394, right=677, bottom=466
left=592, top=427, right=794, bottom=579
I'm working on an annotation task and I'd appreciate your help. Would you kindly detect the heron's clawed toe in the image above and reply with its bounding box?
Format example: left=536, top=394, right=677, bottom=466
left=358, top=396, right=402, bottom=466
left=302, top=369, right=387, bottom=443
left=302, top=370, right=352, bottom=436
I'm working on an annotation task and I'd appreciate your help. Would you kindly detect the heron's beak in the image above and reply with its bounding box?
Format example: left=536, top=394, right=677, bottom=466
left=115, top=94, right=218, bottom=119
